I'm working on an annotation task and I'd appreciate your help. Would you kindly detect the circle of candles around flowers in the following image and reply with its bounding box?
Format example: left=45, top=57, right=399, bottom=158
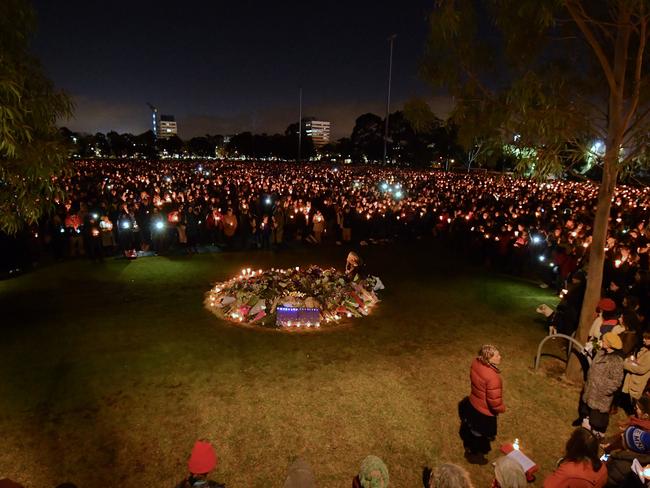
left=205, top=265, right=380, bottom=330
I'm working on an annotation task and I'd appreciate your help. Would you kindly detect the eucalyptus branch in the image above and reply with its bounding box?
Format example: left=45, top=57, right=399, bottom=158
left=564, top=0, right=618, bottom=93
left=621, top=6, right=647, bottom=135
left=622, top=105, right=650, bottom=138
left=458, top=59, right=495, bottom=101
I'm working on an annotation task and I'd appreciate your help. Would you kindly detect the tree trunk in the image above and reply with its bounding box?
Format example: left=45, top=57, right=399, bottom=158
left=565, top=153, right=618, bottom=382
left=566, top=94, right=627, bottom=378
left=564, top=3, right=631, bottom=383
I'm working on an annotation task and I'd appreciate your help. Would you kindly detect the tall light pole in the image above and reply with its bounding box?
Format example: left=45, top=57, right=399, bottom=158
left=383, top=34, right=396, bottom=165
left=297, top=87, right=303, bottom=164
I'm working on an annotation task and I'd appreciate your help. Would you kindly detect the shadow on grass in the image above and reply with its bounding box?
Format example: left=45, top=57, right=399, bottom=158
left=0, top=238, right=573, bottom=486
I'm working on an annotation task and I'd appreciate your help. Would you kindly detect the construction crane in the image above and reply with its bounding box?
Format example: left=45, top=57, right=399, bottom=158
left=146, top=102, right=158, bottom=138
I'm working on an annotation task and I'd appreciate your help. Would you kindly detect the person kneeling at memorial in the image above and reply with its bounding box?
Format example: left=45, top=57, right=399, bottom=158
left=573, top=332, right=625, bottom=437
left=543, top=428, right=607, bottom=488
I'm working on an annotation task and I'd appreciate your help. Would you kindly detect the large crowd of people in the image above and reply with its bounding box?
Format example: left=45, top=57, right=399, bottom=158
left=9, top=160, right=650, bottom=287
left=4, top=159, right=650, bottom=486
left=13, top=159, right=650, bottom=331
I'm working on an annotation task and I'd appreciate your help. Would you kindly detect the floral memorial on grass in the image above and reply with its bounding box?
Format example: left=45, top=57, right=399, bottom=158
left=204, top=265, right=384, bottom=329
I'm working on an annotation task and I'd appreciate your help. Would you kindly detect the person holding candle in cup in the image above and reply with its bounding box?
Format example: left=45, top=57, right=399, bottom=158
left=573, top=332, right=625, bottom=437
left=623, top=331, right=650, bottom=405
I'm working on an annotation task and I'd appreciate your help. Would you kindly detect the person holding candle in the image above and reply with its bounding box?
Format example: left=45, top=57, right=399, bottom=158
left=573, top=332, right=625, bottom=437
left=459, top=344, right=506, bottom=465
left=604, top=398, right=650, bottom=487
left=221, top=207, right=238, bottom=249
left=341, top=206, right=353, bottom=243
left=311, top=210, right=325, bottom=244
left=345, top=251, right=364, bottom=280
left=622, top=331, right=650, bottom=404
left=543, top=428, right=607, bottom=488
left=602, top=396, right=650, bottom=454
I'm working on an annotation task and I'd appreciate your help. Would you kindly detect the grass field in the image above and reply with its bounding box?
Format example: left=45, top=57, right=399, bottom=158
left=0, top=241, right=600, bottom=487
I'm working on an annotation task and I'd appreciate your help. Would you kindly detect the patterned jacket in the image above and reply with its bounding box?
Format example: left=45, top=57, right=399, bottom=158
left=582, top=350, right=624, bottom=413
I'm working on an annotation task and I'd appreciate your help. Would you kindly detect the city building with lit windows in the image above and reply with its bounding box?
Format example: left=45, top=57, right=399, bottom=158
left=304, top=119, right=330, bottom=147
left=158, top=115, right=178, bottom=139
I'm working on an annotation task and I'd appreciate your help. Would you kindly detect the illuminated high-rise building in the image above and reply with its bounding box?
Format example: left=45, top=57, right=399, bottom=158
left=158, top=115, right=178, bottom=139
left=304, top=119, right=331, bottom=147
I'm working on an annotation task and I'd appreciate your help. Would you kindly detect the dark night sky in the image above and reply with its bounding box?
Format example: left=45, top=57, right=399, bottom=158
left=31, top=0, right=452, bottom=139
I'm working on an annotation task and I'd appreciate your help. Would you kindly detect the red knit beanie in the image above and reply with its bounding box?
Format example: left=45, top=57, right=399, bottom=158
left=597, top=298, right=616, bottom=312
left=188, top=441, right=217, bottom=474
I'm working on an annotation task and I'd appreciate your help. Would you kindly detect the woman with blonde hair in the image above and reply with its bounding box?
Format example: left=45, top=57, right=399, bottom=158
left=491, top=456, right=526, bottom=488
left=458, top=344, right=506, bottom=464
left=424, top=463, right=473, bottom=488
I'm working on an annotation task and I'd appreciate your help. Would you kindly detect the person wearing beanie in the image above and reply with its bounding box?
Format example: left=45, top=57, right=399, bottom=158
left=588, top=298, right=619, bottom=340
left=352, top=455, right=389, bottom=488
left=283, top=457, right=316, bottom=488
left=175, top=440, right=225, bottom=488
left=491, top=456, right=526, bottom=488
left=573, top=332, right=625, bottom=436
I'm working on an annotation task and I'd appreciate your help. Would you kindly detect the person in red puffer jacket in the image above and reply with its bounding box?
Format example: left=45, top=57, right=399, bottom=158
left=459, top=344, right=506, bottom=465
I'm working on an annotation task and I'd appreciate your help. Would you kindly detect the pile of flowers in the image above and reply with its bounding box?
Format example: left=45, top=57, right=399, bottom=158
left=204, top=265, right=384, bottom=329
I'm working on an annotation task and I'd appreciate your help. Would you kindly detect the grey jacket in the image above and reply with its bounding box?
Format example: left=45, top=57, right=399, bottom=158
left=582, top=349, right=624, bottom=413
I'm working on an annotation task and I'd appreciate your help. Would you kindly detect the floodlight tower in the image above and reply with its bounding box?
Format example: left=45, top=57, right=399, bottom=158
left=146, top=102, right=158, bottom=139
